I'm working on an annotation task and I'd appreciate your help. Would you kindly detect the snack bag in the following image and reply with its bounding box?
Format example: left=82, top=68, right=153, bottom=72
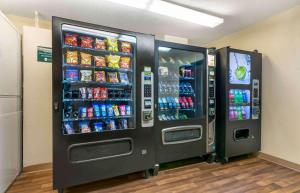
left=94, top=56, right=106, bottom=67
left=119, top=72, right=129, bottom=84
left=113, top=105, right=120, bottom=117
left=107, top=105, right=114, bottom=117
left=101, top=104, right=107, bottom=117
left=106, top=38, right=119, bottom=52
left=95, top=38, right=106, bottom=50
left=64, top=33, right=78, bottom=46
left=64, top=122, right=75, bottom=134
left=87, top=88, right=93, bottom=99
left=100, top=88, right=108, bottom=99
left=107, top=120, right=116, bottom=130
left=119, top=105, right=126, bottom=116
left=107, top=72, right=119, bottom=83
left=66, top=50, right=78, bottom=64
left=79, top=121, right=91, bottom=133
left=94, top=71, right=106, bottom=82
left=93, top=87, right=101, bottom=99
left=119, top=57, right=130, bottom=69
left=121, top=42, right=132, bottom=53
left=80, top=52, right=92, bottom=65
left=94, top=122, right=103, bottom=132
left=120, top=119, right=128, bottom=129
left=80, top=107, right=87, bottom=118
left=79, top=87, right=87, bottom=99
left=93, top=104, right=101, bottom=117
left=80, top=70, right=92, bottom=81
left=79, top=36, right=94, bottom=48
left=65, top=68, right=79, bottom=81
left=87, top=107, right=94, bottom=118
left=126, top=105, right=131, bottom=115
left=106, top=55, right=120, bottom=68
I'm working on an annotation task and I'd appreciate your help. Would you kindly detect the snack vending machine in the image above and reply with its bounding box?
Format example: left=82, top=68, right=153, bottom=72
left=154, top=41, right=213, bottom=164
left=216, top=47, right=262, bottom=163
left=52, top=17, right=155, bottom=192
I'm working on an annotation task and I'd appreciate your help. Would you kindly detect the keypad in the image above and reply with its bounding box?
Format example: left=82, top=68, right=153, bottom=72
left=144, top=85, right=152, bottom=97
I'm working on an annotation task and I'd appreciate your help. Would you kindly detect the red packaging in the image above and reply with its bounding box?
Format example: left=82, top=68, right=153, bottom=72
left=119, top=105, right=126, bottom=116
left=187, top=97, right=194, bottom=108
left=93, top=87, right=101, bottom=99
left=87, top=107, right=94, bottom=118
left=80, top=36, right=94, bottom=48
left=94, top=56, right=106, bottom=67
left=94, top=71, right=106, bottom=82
left=64, top=33, right=78, bottom=46
left=95, top=38, right=106, bottom=50
left=121, top=42, right=132, bottom=53
left=100, top=88, right=108, bottom=99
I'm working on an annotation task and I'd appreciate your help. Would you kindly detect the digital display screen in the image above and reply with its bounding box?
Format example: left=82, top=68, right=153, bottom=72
left=229, top=52, right=251, bottom=85
left=144, top=100, right=152, bottom=109
left=144, top=76, right=151, bottom=81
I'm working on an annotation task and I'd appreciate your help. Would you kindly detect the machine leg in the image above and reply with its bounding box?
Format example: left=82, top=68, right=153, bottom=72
left=57, top=188, right=64, bottom=193
left=207, top=153, right=217, bottom=163
left=152, top=164, right=159, bottom=176
left=143, top=169, right=151, bottom=179
left=221, top=157, right=229, bottom=164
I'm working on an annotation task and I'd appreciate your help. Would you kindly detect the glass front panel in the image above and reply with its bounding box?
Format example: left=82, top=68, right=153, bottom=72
left=229, top=52, right=251, bottom=85
left=229, top=89, right=251, bottom=121
left=158, top=47, right=205, bottom=121
left=61, top=24, right=136, bottom=135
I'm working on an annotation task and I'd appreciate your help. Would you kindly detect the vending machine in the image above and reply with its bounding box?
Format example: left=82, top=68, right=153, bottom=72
left=52, top=17, right=156, bottom=192
left=216, top=47, right=262, bottom=163
left=154, top=41, right=216, bottom=164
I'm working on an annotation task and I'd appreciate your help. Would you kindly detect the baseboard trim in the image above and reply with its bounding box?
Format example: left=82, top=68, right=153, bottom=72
left=258, top=152, right=300, bottom=172
left=23, top=162, right=52, bottom=173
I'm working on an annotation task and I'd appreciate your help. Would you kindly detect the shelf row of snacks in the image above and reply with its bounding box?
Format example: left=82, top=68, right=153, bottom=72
left=64, top=68, right=130, bottom=84
left=65, top=50, right=132, bottom=69
left=64, top=118, right=131, bottom=135
left=64, top=33, right=133, bottom=54
left=64, top=104, right=132, bottom=121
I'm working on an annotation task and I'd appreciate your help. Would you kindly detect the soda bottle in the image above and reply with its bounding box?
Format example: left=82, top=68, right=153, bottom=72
left=242, top=90, right=247, bottom=103
left=229, top=107, right=234, bottom=120
left=241, top=106, right=247, bottom=120
left=234, top=90, right=238, bottom=104
left=229, top=90, right=234, bottom=104
left=238, top=90, right=243, bottom=103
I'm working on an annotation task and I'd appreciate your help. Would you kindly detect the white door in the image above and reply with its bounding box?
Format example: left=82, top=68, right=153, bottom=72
left=0, top=11, right=22, bottom=193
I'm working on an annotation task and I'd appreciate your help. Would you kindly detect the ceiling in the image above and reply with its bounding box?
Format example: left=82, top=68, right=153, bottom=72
left=1, top=0, right=300, bottom=45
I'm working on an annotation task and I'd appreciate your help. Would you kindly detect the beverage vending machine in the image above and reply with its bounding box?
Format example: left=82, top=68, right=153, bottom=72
left=154, top=41, right=216, bottom=164
left=52, top=17, right=156, bottom=192
left=216, top=47, right=262, bottom=163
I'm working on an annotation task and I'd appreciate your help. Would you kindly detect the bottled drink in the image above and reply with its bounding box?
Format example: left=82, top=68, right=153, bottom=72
left=229, top=90, right=234, bottom=104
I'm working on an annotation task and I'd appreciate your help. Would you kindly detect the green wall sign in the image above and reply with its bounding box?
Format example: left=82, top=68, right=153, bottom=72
left=37, top=46, right=52, bottom=63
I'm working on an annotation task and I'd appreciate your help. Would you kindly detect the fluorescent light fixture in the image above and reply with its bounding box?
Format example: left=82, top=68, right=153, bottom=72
left=158, top=47, right=171, bottom=52
left=149, top=0, right=224, bottom=28
left=105, top=0, right=151, bottom=9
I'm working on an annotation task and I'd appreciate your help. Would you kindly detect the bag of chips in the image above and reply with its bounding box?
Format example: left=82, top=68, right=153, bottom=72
left=93, top=87, right=101, bottom=99
left=94, top=122, right=103, bottom=132
left=95, top=38, right=106, bottom=50
left=107, top=72, right=119, bottom=83
left=64, top=122, right=75, bottom=134
left=119, top=72, right=129, bottom=84
left=119, top=57, right=131, bottom=69
left=87, top=107, right=94, bottom=118
left=107, top=120, right=116, bottom=130
left=79, top=87, right=87, bottom=99
left=94, top=71, right=106, bottom=82
left=80, top=52, right=92, bottom=65
left=106, top=55, right=120, bottom=69
left=79, top=121, right=91, bottom=133
left=93, top=104, right=101, bottom=117
left=80, top=107, right=87, bottom=118
left=121, top=42, right=132, bottom=53
left=119, top=105, right=126, bottom=116
left=65, top=68, right=79, bottom=81
left=106, top=38, right=119, bottom=52
left=87, top=88, right=93, bottom=99
left=80, top=70, right=92, bottom=81
left=79, top=36, right=94, bottom=48
left=94, top=56, right=106, bottom=67
left=64, top=33, right=78, bottom=46
left=113, top=105, right=120, bottom=117
left=66, top=50, right=78, bottom=64
left=100, top=88, right=108, bottom=99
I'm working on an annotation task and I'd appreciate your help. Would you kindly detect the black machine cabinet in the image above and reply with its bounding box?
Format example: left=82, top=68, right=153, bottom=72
left=52, top=17, right=156, bottom=191
left=216, top=47, right=262, bottom=163
left=154, top=41, right=214, bottom=164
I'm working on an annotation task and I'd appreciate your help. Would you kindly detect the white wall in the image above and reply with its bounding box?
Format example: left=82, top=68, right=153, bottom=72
left=23, top=26, right=52, bottom=167
left=207, top=5, right=300, bottom=164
